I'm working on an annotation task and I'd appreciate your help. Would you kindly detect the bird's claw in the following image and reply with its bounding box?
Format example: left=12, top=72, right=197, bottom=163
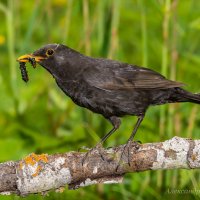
left=116, top=140, right=141, bottom=171
left=81, top=143, right=105, bottom=166
left=131, top=140, right=141, bottom=150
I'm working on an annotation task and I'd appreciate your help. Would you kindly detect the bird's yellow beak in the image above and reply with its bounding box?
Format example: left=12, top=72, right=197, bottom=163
left=17, top=54, right=45, bottom=63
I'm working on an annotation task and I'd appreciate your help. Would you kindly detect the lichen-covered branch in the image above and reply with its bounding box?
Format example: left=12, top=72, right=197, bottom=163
left=0, top=136, right=199, bottom=196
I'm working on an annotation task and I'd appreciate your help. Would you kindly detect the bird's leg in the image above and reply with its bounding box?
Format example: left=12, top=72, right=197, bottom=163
left=116, top=115, right=144, bottom=171
left=81, top=116, right=121, bottom=166
left=99, top=116, right=121, bottom=144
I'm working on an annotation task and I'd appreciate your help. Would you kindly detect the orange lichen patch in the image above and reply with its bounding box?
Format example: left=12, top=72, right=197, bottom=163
left=24, top=154, right=37, bottom=166
left=32, top=165, right=42, bottom=177
left=24, top=153, right=48, bottom=166
left=20, top=153, right=49, bottom=177
left=32, top=153, right=48, bottom=163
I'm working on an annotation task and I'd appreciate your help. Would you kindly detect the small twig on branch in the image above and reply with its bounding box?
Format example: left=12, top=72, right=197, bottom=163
left=0, top=136, right=199, bottom=196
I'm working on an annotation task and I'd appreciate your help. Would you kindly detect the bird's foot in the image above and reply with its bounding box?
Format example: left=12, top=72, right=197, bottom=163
left=116, top=140, right=141, bottom=171
left=81, top=143, right=105, bottom=166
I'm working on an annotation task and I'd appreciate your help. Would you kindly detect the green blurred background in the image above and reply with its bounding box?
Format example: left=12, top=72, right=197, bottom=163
left=0, top=0, right=200, bottom=199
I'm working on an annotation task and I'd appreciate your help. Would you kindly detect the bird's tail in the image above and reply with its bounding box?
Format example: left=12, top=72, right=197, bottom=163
left=171, top=88, right=200, bottom=104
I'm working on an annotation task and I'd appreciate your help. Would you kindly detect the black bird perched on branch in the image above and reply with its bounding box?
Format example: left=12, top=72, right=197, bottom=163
left=17, top=44, right=200, bottom=164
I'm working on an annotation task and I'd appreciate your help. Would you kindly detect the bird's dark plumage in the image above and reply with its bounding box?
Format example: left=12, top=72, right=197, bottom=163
left=17, top=44, right=200, bottom=149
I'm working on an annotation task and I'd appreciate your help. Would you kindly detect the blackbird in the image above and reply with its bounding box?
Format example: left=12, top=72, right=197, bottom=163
left=17, top=44, right=200, bottom=164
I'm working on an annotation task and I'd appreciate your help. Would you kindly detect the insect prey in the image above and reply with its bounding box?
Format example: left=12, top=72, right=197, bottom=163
left=19, top=62, right=29, bottom=82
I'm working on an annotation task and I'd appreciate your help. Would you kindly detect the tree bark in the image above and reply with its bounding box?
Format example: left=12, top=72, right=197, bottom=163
left=0, top=136, right=199, bottom=196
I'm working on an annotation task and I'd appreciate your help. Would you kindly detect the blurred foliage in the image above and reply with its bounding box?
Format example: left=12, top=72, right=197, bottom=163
left=0, top=0, right=200, bottom=199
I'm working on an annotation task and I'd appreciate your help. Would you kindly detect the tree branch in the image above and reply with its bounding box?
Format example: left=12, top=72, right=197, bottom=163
left=0, top=136, right=199, bottom=196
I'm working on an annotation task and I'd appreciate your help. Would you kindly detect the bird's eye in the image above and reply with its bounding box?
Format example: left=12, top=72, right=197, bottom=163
left=46, top=49, right=54, bottom=56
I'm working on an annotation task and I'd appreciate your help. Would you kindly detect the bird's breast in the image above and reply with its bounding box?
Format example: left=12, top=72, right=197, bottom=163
left=55, top=78, right=149, bottom=118
left=55, top=79, right=93, bottom=107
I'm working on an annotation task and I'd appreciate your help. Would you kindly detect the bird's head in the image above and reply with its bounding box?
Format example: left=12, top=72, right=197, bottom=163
left=17, top=44, right=75, bottom=80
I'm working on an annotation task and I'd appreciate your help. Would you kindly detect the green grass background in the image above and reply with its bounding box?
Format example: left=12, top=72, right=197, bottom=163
left=1, top=0, right=200, bottom=199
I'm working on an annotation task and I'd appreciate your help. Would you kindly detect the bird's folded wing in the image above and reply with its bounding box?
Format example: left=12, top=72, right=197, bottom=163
left=84, top=65, right=184, bottom=90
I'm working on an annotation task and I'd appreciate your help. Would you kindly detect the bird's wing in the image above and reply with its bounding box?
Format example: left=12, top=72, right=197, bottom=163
left=84, top=62, right=184, bottom=90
